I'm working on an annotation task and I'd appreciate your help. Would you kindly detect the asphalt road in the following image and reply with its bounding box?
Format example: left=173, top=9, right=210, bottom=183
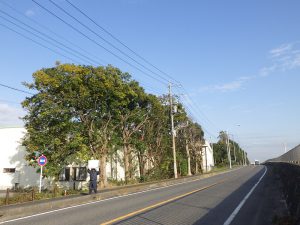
left=2, top=165, right=282, bottom=225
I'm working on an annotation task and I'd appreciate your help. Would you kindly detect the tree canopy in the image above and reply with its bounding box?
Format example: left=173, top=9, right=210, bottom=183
left=22, top=63, right=245, bottom=185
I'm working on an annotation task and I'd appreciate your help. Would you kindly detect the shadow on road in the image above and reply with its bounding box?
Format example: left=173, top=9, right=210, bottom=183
left=194, top=165, right=289, bottom=225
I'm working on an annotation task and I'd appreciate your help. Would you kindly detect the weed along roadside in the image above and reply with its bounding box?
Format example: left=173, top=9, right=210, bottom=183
left=0, top=165, right=232, bottom=207
left=0, top=166, right=240, bottom=222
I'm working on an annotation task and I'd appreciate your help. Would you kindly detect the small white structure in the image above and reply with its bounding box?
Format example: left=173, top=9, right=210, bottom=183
left=0, top=127, right=40, bottom=190
left=201, top=140, right=214, bottom=172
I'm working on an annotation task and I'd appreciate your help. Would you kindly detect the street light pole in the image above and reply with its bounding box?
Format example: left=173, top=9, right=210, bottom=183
left=169, top=83, right=178, bottom=178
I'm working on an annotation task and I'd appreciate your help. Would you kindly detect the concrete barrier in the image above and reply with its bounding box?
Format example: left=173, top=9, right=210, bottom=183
left=266, top=162, right=300, bottom=223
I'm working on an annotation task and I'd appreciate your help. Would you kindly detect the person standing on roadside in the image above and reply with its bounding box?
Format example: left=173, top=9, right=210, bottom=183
left=87, top=168, right=99, bottom=194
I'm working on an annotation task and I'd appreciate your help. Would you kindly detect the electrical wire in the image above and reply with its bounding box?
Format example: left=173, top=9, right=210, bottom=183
left=65, top=0, right=181, bottom=85
left=0, top=83, right=34, bottom=95
left=48, top=0, right=171, bottom=84
left=70, top=0, right=221, bottom=138
left=0, top=22, right=80, bottom=64
left=32, top=0, right=168, bottom=85
left=0, top=0, right=108, bottom=65
left=0, top=12, right=94, bottom=66
left=2, top=1, right=221, bottom=141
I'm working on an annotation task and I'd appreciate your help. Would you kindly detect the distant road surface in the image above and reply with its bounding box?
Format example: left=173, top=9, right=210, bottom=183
left=2, top=165, right=283, bottom=225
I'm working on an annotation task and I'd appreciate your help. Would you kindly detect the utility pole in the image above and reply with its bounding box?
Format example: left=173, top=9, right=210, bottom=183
left=169, top=83, right=177, bottom=178
left=210, top=137, right=215, bottom=165
left=226, top=131, right=232, bottom=169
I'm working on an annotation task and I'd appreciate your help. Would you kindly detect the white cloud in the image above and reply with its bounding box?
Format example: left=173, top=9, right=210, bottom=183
left=261, top=41, right=300, bottom=76
left=270, top=43, right=292, bottom=58
left=0, top=103, right=25, bottom=126
left=25, top=9, right=35, bottom=17
left=259, top=65, right=277, bottom=77
left=199, top=76, right=254, bottom=93
left=196, top=42, right=300, bottom=94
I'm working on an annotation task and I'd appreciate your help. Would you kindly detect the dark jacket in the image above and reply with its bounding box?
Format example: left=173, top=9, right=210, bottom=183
left=88, top=169, right=99, bottom=181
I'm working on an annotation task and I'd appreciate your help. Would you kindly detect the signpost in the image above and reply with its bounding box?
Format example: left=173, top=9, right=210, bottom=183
left=38, top=155, right=47, bottom=193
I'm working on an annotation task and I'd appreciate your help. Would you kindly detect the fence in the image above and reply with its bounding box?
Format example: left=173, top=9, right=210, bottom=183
left=0, top=185, right=63, bottom=206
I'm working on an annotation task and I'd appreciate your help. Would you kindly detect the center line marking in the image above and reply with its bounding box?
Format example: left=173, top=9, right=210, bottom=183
left=100, top=180, right=226, bottom=225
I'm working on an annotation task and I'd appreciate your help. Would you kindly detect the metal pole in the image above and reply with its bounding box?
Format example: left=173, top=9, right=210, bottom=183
left=39, top=166, right=42, bottom=193
left=210, top=137, right=215, bottom=165
left=169, top=83, right=177, bottom=178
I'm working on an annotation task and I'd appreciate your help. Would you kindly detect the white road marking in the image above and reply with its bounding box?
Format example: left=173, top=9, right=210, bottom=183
left=0, top=167, right=242, bottom=224
left=223, top=166, right=267, bottom=225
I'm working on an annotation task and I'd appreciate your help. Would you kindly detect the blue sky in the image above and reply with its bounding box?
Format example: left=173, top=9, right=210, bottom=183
left=0, top=0, right=299, bottom=162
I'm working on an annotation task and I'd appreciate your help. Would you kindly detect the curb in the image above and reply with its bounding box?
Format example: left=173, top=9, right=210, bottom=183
left=0, top=167, right=241, bottom=222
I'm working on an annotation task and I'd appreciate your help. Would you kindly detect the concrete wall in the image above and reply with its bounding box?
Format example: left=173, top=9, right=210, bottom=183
left=202, top=140, right=214, bottom=172
left=268, top=144, right=300, bottom=164
left=0, top=127, right=137, bottom=190
left=0, top=127, right=40, bottom=190
left=106, top=150, right=125, bottom=181
left=267, top=162, right=300, bottom=222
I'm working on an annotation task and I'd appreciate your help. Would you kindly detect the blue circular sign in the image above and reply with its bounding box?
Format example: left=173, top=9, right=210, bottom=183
left=38, top=155, right=47, bottom=166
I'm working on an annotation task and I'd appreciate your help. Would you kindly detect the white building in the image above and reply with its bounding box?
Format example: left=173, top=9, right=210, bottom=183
left=201, top=140, right=214, bottom=172
left=0, top=127, right=129, bottom=190
left=0, top=127, right=40, bottom=190
left=0, top=127, right=214, bottom=190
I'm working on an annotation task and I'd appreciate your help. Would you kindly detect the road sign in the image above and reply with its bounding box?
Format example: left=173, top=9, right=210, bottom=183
left=38, top=155, right=47, bottom=166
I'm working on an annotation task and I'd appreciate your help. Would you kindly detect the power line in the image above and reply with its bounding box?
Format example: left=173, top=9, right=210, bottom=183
left=0, top=9, right=100, bottom=66
left=0, top=22, right=80, bottom=64
left=64, top=0, right=220, bottom=138
left=0, top=0, right=108, bottom=65
left=176, top=86, right=221, bottom=132
left=3, top=1, right=220, bottom=140
left=32, top=0, right=168, bottom=85
left=48, top=0, right=171, bottom=84
left=65, top=0, right=181, bottom=85
left=176, top=93, right=218, bottom=139
left=0, top=83, right=34, bottom=95
left=34, top=0, right=218, bottom=135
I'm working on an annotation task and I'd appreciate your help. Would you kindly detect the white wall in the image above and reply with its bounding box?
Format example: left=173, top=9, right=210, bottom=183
left=0, top=128, right=144, bottom=190
left=106, top=151, right=125, bottom=181
left=0, top=127, right=40, bottom=190
left=202, top=140, right=214, bottom=172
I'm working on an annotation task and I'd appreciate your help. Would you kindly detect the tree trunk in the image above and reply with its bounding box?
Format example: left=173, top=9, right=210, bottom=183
left=137, top=152, right=145, bottom=178
left=123, top=143, right=130, bottom=183
left=128, top=147, right=134, bottom=179
left=99, top=153, right=107, bottom=188
left=186, top=140, right=192, bottom=176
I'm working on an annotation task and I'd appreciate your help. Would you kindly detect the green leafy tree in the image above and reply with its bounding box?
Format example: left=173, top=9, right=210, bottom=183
left=22, top=64, right=135, bottom=186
